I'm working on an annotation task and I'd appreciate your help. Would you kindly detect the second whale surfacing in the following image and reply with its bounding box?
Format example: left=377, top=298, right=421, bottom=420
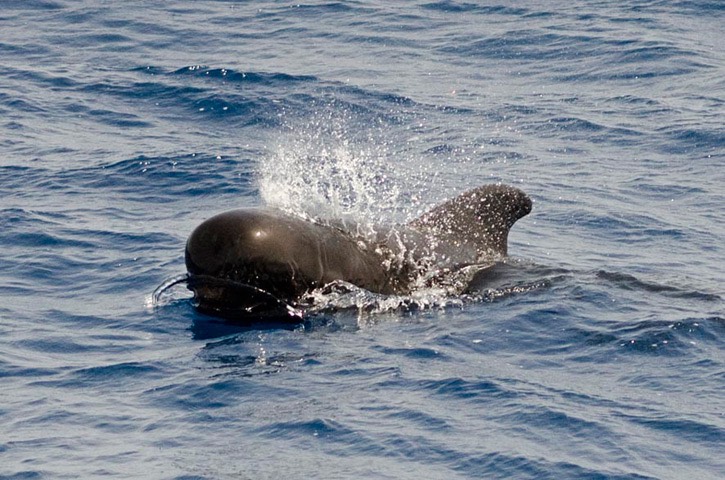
left=185, top=184, right=532, bottom=321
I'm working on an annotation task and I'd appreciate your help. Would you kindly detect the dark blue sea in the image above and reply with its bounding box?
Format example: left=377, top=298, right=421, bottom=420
left=1, top=1, right=723, bottom=478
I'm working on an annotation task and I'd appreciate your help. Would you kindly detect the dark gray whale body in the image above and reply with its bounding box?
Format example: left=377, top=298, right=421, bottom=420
left=185, top=184, right=531, bottom=319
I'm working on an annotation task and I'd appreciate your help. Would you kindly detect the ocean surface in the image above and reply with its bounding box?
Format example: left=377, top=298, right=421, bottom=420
left=1, top=1, right=723, bottom=478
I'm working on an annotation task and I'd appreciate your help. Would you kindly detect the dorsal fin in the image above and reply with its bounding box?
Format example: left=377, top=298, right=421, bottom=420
left=409, top=184, right=532, bottom=258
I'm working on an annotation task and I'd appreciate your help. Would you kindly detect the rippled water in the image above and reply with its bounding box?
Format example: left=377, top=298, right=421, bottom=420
left=1, top=1, right=723, bottom=479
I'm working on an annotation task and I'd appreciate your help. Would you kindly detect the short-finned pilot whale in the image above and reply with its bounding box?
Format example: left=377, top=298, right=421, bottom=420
left=185, top=184, right=532, bottom=319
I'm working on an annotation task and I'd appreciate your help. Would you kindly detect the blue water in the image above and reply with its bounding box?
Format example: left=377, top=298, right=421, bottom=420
left=1, top=1, right=723, bottom=478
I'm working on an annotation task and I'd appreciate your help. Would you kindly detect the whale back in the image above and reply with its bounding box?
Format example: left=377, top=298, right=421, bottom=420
left=183, top=184, right=532, bottom=315
left=409, top=184, right=532, bottom=259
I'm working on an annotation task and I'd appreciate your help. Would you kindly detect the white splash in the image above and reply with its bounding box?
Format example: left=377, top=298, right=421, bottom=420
left=255, top=104, right=510, bottom=317
left=258, top=106, right=406, bottom=232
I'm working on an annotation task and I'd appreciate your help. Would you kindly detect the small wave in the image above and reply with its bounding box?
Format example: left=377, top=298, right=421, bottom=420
left=167, top=66, right=317, bottom=86
left=613, top=412, right=724, bottom=445
left=556, top=315, right=725, bottom=360
left=596, top=270, right=721, bottom=301
left=422, top=2, right=530, bottom=16
left=26, top=154, right=258, bottom=202
left=615, top=317, right=723, bottom=355
left=148, top=273, right=190, bottom=308
left=2, top=0, right=63, bottom=10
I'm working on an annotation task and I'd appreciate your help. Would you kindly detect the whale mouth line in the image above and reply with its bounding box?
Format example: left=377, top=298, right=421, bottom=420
left=186, top=274, right=304, bottom=321
left=150, top=273, right=304, bottom=323
left=151, top=273, right=192, bottom=305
